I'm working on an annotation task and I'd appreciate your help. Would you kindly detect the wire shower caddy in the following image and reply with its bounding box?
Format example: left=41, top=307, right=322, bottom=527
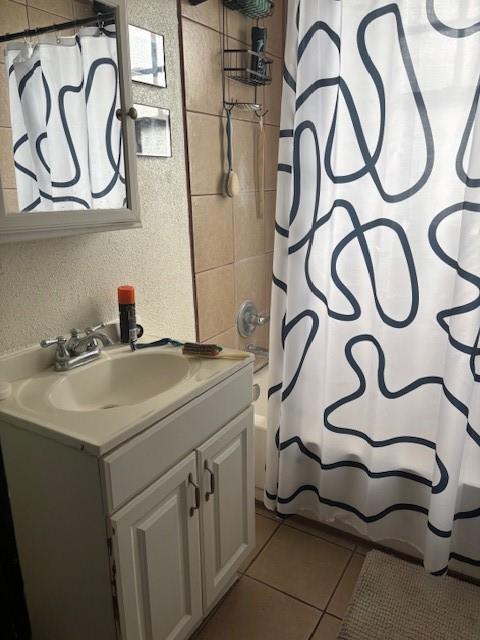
left=223, top=0, right=274, bottom=19
left=222, top=0, right=274, bottom=117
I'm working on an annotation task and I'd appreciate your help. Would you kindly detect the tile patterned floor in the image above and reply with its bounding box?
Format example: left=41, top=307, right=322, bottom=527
left=191, top=503, right=371, bottom=639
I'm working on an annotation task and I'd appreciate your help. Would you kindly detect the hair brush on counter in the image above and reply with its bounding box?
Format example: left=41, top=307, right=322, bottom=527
left=182, top=343, right=249, bottom=359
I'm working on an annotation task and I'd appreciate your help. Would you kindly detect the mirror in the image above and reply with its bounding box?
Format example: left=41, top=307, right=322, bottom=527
left=129, top=25, right=166, bottom=88
left=0, top=0, right=140, bottom=242
left=134, top=105, right=171, bottom=157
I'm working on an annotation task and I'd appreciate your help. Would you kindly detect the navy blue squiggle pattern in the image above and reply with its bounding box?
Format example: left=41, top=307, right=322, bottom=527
left=8, top=34, right=124, bottom=212
left=268, top=1, right=480, bottom=576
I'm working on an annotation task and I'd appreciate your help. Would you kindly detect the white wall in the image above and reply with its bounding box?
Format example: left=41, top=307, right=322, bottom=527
left=0, top=0, right=196, bottom=354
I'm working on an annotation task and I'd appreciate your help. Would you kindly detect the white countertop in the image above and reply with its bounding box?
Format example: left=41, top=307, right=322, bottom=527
left=0, top=340, right=254, bottom=456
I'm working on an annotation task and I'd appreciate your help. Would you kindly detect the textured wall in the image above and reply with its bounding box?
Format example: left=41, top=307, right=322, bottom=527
left=0, top=0, right=195, bottom=355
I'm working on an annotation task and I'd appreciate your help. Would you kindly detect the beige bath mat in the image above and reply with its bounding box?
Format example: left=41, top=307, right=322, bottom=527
left=338, top=550, right=480, bottom=640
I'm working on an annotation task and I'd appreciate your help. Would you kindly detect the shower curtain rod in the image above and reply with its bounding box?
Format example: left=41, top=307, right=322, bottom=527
left=0, top=11, right=115, bottom=43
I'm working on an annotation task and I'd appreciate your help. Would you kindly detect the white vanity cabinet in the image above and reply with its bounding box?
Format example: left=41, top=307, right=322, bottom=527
left=111, top=408, right=254, bottom=640
left=0, top=360, right=255, bottom=640
left=110, top=453, right=203, bottom=640
left=197, top=410, right=254, bottom=609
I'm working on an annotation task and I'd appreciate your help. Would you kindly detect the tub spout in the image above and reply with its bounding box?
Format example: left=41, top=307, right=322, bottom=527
left=246, top=344, right=269, bottom=357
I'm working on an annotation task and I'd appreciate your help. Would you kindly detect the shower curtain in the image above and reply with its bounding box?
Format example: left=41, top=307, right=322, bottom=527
left=5, top=27, right=125, bottom=212
left=266, top=0, right=480, bottom=577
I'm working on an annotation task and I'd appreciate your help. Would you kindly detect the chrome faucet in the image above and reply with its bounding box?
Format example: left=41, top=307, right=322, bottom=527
left=67, top=323, right=114, bottom=354
left=237, top=300, right=270, bottom=337
left=41, top=323, right=113, bottom=371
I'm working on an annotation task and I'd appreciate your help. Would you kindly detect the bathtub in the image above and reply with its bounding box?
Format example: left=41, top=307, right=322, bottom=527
left=253, top=365, right=269, bottom=501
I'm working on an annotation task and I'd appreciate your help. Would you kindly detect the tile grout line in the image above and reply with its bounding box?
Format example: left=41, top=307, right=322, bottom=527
left=239, top=515, right=282, bottom=574
left=283, top=519, right=358, bottom=554
left=244, top=573, right=326, bottom=615
left=305, top=549, right=356, bottom=640
left=323, top=548, right=356, bottom=616
left=249, top=513, right=358, bottom=619
left=186, top=107, right=281, bottom=127
left=307, top=611, right=326, bottom=640
left=180, top=14, right=284, bottom=60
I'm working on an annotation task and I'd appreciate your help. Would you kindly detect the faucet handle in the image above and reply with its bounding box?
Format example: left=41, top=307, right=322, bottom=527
left=40, top=336, right=70, bottom=363
left=85, top=322, right=106, bottom=334
left=40, top=336, right=68, bottom=348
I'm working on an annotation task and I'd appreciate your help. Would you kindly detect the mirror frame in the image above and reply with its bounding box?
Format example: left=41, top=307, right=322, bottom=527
left=0, top=0, right=141, bottom=244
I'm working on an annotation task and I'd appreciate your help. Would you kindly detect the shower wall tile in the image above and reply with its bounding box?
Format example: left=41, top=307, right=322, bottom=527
left=225, top=7, right=254, bottom=45
left=202, top=326, right=237, bottom=350
left=192, top=194, right=233, bottom=272
left=183, top=18, right=223, bottom=116
left=233, top=191, right=265, bottom=261
left=264, top=190, right=276, bottom=252
left=226, top=36, right=257, bottom=124
left=73, top=0, right=95, bottom=20
left=187, top=111, right=225, bottom=195
left=196, top=264, right=235, bottom=341
left=181, top=0, right=285, bottom=349
left=237, top=324, right=269, bottom=364
left=265, top=124, right=280, bottom=190
left=27, top=0, right=73, bottom=19
left=0, top=127, right=16, bottom=190
left=263, top=54, right=282, bottom=126
left=0, top=64, right=10, bottom=128
left=260, top=0, right=285, bottom=57
left=232, top=118, right=258, bottom=192
left=180, top=0, right=220, bottom=32
left=3, top=188, right=18, bottom=213
left=27, top=6, right=70, bottom=28
left=235, top=254, right=267, bottom=313
left=0, top=1, right=28, bottom=47
left=265, top=251, right=274, bottom=305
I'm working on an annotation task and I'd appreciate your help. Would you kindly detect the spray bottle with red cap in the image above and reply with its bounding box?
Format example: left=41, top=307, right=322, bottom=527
left=118, top=285, right=143, bottom=348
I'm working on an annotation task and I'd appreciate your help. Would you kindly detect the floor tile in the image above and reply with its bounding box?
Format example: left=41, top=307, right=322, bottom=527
left=311, top=614, right=342, bottom=640
left=247, top=525, right=352, bottom=610
left=240, top=514, right=280, bottom=572
left=327, top=553, right=364, bottom=619
left=195, top=575, right=320, bottom=640
left=285, top=515, right=356, bottom=551
left=255, top=500, right=280, bottom=521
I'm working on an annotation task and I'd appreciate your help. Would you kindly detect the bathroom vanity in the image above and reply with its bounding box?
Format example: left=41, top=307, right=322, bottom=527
left=0, top=344, right=255, bottom=640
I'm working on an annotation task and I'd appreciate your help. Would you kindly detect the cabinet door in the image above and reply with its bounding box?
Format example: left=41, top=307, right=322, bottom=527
left=110, top=453, right=202, bottom=640
left=197, top=407, right=255, bottom=609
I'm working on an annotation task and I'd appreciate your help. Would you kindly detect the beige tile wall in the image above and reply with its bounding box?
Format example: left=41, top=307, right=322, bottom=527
left=180, top=0, right=284, bottom=357
left=0, top=0, right=95, bottom=213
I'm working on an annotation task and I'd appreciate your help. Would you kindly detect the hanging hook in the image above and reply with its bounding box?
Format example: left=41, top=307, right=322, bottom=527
left=255, top=107, right=269, bottom=119
left=96, top=12, right=105, bottom=32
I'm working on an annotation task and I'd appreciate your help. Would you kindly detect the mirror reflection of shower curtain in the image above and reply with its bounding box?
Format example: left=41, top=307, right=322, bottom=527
left=5, top=28, right=126, bottom=212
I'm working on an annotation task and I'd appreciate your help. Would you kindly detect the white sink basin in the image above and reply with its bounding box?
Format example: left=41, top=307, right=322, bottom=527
left=0, top=341, right=253, bottom=455
left=16, top=349, right=192, bottom=414
left=47, top=352, right=190, bottom=411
